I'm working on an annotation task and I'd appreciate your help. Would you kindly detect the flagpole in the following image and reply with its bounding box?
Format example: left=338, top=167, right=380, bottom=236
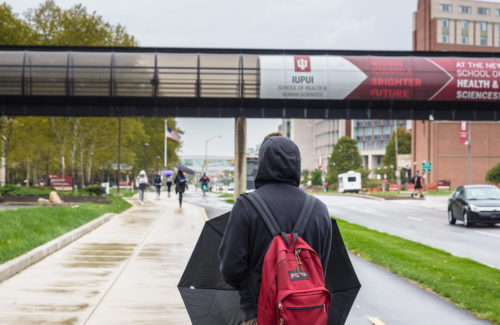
left=167, top=120, right=168, bottom=170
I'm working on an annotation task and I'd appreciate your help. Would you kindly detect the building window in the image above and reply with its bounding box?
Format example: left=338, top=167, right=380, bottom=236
left=458, top=5, right=471, bottom=14
left=461, top=35, right=469, bottom=44
left=480, top=36, right=488, bottom=46
left=442, top=19, right=449, bottom=28
left=497, top=9, right=500, bottom=16
left=442, top=34, right=449, bottom=43
left=480, top=22, right=488, bottom=31
left=440, top=4, right=452, bottom=12
left=461, top=20, right=469, bottom=30
left=478, top=7, right=490, bottom=16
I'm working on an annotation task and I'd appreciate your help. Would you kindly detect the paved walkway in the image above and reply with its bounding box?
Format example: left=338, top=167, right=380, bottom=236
left=0, top=192, right=203, bottom=324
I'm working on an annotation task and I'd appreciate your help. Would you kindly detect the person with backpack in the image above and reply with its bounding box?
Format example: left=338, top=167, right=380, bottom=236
left=165, top=174, right=173, bottom=198
left=219, top=134, right=332, bottom=325
left=135, top=170, right=148, bottom=206
left=199, top=173, right=210, bottom=197
left=410, top=170, right=424, bottom=198
left=174, top=170, right=187, bottom=208
left=153, top=171, right=162, bottom=200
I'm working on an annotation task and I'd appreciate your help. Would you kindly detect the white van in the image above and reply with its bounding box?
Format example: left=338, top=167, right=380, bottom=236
left=338, top=171, right=362, bottom=193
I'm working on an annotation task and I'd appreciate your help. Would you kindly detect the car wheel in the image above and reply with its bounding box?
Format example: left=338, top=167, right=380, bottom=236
left=448, top=209, right=456, bottom=225
left=463, top=210, right=473, bottom=228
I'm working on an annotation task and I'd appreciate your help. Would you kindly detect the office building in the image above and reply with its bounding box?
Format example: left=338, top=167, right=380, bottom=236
left=413, top=0, right=500, bottom=187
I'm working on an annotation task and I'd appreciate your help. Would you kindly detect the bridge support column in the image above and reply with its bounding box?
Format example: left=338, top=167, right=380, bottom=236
left=234, top=117, right=247, bottom=199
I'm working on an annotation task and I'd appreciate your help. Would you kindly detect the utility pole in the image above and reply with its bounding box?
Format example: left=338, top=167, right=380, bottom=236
left=117, top=117, right=121, bottom=194
left=394, top=120, right=400, bottom=193
left=468, top=121, right=471, bottom=184
left=234, top=117, right=247, bottom=199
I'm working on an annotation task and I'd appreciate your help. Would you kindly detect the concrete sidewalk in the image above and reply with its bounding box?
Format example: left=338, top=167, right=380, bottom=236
left=0, top=192, right=204, bottom=324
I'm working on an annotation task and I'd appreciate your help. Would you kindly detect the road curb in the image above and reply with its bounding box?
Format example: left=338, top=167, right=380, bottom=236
left=0, top=212, right=115, bottom=284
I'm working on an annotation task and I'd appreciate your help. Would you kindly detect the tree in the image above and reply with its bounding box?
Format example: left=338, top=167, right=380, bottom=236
left=485, top=162, right=500, bottom=185
left=311, top=169, right=323, bottom=186
left=382, top=127, right=411, bottom=168
left=326, top=136, right=362, bottom=185
left=301, top=169, right=310, bottom=185
left=0, top=3, right=33, bottom=45
left=382, top=127, right=411, bottom=182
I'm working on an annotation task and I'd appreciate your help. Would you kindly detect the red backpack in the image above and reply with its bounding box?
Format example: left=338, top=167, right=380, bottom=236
left=244, top=192, right=331, bottom=325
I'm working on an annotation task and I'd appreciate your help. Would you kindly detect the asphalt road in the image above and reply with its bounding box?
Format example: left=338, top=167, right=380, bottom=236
left=184, top=190, right=491, bottom=325
left=316, top=194, right=500, bottom=269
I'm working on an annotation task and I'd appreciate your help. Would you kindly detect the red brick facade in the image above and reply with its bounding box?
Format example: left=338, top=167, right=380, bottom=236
left=412, top=121, right=500, bottom=188
left=412, top=0, right=500, bottom=188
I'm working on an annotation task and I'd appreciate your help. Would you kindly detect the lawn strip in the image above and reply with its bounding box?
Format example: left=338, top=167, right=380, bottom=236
left=0, top=195, right=131, bottom=264
left=336, top=218, right=500, bottom=324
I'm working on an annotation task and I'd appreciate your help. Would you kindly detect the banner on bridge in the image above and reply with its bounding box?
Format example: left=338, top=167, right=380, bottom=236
left=259, top=55, right=500, bottom=101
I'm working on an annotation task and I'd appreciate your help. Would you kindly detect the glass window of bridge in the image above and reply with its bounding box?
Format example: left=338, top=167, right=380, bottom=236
left=114, top=53, right=155, bottom=97
left=199, top=54, right=240, bottom=98
left=157, top=53, right=198, bottom=97
left=27, top=52, right=67, bottom=96
left=0, top=51, right=24, bottom=95
left=70, top=52, right=111, bottom=96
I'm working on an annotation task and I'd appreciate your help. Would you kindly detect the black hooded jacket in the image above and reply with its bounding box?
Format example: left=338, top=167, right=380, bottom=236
left=219, top=136, right=332, bottom=321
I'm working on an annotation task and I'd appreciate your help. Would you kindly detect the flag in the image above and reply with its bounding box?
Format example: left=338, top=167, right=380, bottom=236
left=166, top=127, right=181, bottom=142
left=459, top=121, right=468, bottom=145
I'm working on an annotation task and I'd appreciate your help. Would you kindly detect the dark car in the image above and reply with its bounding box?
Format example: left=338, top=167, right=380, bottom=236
left=448, top=185, right=500, bottom=227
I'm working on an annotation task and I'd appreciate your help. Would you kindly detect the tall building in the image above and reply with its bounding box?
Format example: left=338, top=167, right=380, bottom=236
left=413, top=0, right=500, bottom=187
left=354, top=120, right=411, bottom=172
left=414, top=0, right=500, bottom=51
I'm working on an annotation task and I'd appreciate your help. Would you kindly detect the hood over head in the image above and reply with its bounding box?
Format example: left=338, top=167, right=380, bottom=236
left=255, top=136, right=301, bottom=189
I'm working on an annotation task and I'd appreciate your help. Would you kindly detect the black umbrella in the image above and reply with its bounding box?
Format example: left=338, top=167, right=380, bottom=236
left=176, top=164, right=195, bottom=175
left=178, top=213, right=361, bottom=325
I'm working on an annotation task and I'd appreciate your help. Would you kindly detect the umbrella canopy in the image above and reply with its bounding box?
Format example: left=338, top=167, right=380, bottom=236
left=176, top=165, right=195, bottom=175
left=178, top=213, right=361, bottom=325
left=178, top=212, right=244, bottom=324
left=162, top=170, right=174, bottom=176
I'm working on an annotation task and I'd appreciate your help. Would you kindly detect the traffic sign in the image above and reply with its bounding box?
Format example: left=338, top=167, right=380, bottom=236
left=422, top=161, right=432, bottom=172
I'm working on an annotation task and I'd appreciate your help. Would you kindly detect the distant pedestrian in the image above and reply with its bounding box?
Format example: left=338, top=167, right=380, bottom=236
left=411, top=170, right=424, bottom=198
left=154, top=171, right=162, bottom=200
left=135, top=170, right=149, bottom=205
left=307, top=179, right=312, bottom=191
left=175, top=171, right=187, bottom=207
left=165, top=174, right=173, bottom=197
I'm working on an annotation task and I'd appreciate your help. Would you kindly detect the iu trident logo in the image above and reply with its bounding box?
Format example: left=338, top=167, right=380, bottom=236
left=294, top=56, right=311, bottom=72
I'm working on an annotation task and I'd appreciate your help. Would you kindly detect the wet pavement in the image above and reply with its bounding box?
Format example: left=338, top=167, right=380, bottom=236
left=0, top=192, right=202, bottom=324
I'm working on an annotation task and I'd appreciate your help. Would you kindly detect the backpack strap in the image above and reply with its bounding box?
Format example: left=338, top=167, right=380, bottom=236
left=292, top=194, right=317, bottom=236
left=242, top=192, right=281, bottom=236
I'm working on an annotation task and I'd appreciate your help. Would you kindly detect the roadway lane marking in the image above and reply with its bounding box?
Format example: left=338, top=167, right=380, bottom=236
left=475, top=230, right=500, bottom=238
left=368, top=317, right=386, bottom=325
left=408, top=216, right=423, bottom=222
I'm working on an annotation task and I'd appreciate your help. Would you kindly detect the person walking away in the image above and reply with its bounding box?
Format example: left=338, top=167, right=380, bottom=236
left=199, top=173, right=210, bottom=196
left=219, top=134, right=332, bottom=325
left=165, top=174, right=173, bottom=198
left=154, top=171, right=162, bottom=200
left=175, top=171, right=187, bottom=207
left=411, top=170, right=424, bottom=198
left=136, top=170, right=148, bottom=205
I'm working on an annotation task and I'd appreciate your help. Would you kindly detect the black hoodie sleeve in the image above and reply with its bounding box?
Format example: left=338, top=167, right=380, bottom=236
left=219, top=198, right=251, bottom=289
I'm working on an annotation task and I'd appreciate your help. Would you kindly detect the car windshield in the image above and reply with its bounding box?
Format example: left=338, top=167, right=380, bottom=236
left=466, top=187, right=500, bottom=200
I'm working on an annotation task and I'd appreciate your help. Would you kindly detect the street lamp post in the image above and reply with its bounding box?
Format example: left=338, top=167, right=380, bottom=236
left=204, top=135, right=222, bottom=173
left=144, top=143, right=149, bottom=175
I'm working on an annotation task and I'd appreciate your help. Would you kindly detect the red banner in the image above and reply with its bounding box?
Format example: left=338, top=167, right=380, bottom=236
left=459, top=121, right=468, bottom=145
left=49, top=175, right=73, bottom=191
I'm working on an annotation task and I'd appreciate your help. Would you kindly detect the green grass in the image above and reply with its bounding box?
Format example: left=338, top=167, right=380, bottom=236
left=336, top=218, right=500, bottom=324
left=109, top=188, right=136, bottom=198
left=218, top=193, right=235, bottom=204
left=0, top=195, right=132, bottom=264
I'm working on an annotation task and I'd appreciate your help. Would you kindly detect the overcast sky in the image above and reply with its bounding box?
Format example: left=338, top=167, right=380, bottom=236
left=9, top=0, right=424, bottom=156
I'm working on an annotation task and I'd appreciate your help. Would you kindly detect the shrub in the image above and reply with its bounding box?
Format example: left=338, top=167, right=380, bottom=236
left=485, top=162, right=500, bottom=185
left=0, top=185, right=52, bottom=196
left=82, top=185, right=106, bottom=196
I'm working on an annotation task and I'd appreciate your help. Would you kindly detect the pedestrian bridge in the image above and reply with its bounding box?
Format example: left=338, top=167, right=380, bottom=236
left=0, top=45, right=499, bottom=120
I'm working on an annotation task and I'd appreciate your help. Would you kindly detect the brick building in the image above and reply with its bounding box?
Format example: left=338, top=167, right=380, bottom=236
left=413, top=0, right=500, bottom=188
